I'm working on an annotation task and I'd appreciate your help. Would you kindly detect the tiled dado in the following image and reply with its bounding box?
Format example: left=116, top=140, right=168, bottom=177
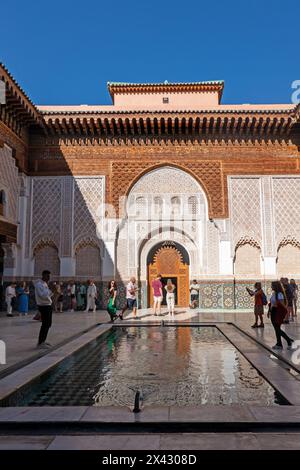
left=197, top=280, right=294, bottom=310
left=102, top=279, right=300, bottom=310
left=199, top=281, right=271, bottom=310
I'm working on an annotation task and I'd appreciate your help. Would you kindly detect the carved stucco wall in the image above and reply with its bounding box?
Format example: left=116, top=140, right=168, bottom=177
left=31, top=177, right=62, bottom=251
left=116, top=166, right=212, bottom=279
left=28, top=176, right=104, bottom=276
left=111, top=161, right=225, bottom=218
left=0, top=144, right=20, bottom=223
left=130, top=166, right=203, bottom=197
left=25, top=172, right=300, bottom=280
left=229, top=176, right=300, bottom=277
left=229, top=177, right=262, bottom=253
left=206, top=221, right=220, bottom=275
left=73, top=177, right=104, bottom=248
left=273, top=177, right=300, bottom=247
left=75, top=244, right=101, bottom=277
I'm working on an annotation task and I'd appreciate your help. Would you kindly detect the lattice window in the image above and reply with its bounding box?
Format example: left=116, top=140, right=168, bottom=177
left=153, top=196, right=163, bottom=215
left=188, top=196, right=198, bottom=215
left=171, top=196, right=181, bottom=215
left=136, top=196, right=146, bottom=217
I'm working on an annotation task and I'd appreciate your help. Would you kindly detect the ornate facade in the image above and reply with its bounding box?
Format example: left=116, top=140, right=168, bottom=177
left=1, top=63, right=300, bottom=308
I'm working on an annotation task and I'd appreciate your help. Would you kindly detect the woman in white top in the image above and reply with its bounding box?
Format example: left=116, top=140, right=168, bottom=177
left=165, top=279, right=176, bottom=317
left=5, top=282, right=16, bottom=317
left=85, top=280, right=97, bottom=313
left=267, top=280, right=293, bottom=351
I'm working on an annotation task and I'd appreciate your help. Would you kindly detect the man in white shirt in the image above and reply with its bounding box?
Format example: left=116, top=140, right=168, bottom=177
left=34, top=270, right=53, bottom=348
left=5, top=282, right=16, bottom=317
left=85, top=280, right=97, bottom=313
left=120, top=276, right=138, bottom=320
left=190, top=280, right=200, bottom=309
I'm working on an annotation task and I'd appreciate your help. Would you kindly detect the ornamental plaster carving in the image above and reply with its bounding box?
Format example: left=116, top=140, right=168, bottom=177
left=273, top=177, right=300, bottom=246
left=2, top=242, right=17, bottom=269
left=0, top=145, right=19, bottom=222
left=112, top=161, right=225, bottom=218
left=127, top=166, right=206, bottom=221
left=130, top=166, right=202, bottom=196
left=73, top=177, right=104, bottom=241
left=31, top=178, right=62, bottom=250
left=277, top=236, right=300, bottom=250
left=229, top=177, right=262, bottom=252
left=235, top=236, right=261, bottom=250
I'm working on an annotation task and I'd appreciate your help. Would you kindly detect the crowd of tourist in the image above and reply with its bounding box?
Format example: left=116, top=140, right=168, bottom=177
left=3, top=279, right=99, bottom=317
left=1, top=271, right=299, bottom=352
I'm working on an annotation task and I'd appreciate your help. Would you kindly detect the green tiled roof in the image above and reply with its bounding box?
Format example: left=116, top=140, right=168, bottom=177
left=107, top=80, right=224, bottom=87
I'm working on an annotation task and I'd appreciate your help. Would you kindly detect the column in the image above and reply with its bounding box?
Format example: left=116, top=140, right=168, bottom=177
left=261, top=176, right=277, bottom=276
left=59, top=177, right=75, bottom=277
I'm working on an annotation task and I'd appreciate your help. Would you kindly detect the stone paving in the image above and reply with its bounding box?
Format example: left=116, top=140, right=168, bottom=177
left=0, top=309, right=110, bottom=375
left=1, top=432, right=300, bottom=450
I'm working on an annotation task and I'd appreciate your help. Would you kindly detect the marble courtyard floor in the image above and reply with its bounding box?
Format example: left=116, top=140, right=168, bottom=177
left=1, top=307, right=300, bottom=450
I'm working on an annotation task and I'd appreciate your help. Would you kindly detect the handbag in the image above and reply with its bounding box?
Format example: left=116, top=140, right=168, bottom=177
left=273, top=303, right=287, bottom=326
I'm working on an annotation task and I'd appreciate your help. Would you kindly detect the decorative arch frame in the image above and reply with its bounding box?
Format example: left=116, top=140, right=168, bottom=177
left=137, top=225, right=199, bottom=283
left=111, top=161, right=225, bottom=218
left=33, top=236, right=59, bottom=255
left=277, top=236, right=300, bottom=252
left=33, top=237, right=60, bottom=278
left=74, top=236, right=103, bottom=257
left=233, top=236, right=261, bottom=263
left=145, top=239, right=191, bottom=307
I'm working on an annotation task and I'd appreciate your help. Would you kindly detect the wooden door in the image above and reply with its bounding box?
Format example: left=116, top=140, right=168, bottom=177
left=147, top=246, right=189, bottom=307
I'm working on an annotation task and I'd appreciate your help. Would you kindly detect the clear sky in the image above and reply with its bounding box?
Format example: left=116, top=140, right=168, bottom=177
left=1, top=0, right=299, bottom=105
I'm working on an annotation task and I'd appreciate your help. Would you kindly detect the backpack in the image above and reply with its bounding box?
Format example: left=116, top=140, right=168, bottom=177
left=262, top=291, right=268, bottom=306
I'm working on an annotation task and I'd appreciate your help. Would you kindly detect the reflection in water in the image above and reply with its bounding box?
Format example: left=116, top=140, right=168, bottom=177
left=18, top=327, right=286, bottom=407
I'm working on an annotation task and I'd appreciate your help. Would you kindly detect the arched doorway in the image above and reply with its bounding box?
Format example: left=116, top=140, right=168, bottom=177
left=147, top=241, right=190, bottom=307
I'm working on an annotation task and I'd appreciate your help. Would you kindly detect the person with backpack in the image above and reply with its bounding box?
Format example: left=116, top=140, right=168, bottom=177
left=246, top=282, right=267, bottom=328
left=267, top=280, right=294, bottom=351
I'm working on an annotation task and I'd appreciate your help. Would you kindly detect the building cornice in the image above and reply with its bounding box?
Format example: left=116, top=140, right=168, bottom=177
left=107, top=81, right=225, bottom=102
left=0, top=63, right=41, bottom=137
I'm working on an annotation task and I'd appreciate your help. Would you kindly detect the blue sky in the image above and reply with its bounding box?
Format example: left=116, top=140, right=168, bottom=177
left=1, top=0, right=299, bottom=105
